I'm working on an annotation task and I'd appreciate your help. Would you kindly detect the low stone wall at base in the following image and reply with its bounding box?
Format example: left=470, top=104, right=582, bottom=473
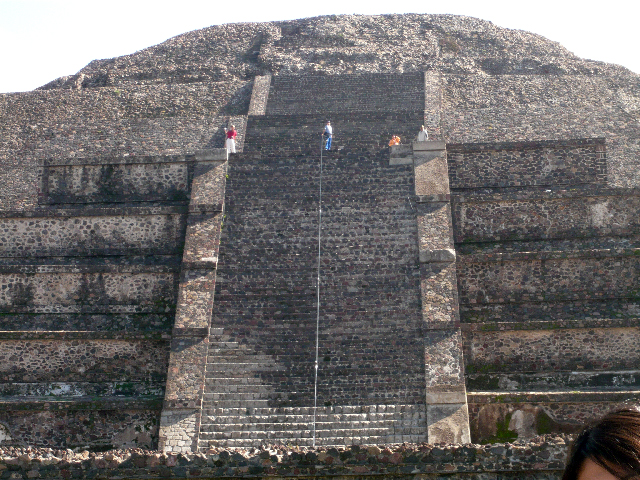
left=0, top=439, right=569, bottom=479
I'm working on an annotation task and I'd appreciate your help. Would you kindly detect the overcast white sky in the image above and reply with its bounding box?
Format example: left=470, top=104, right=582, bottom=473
left=1, top=0, right=639, bottom=94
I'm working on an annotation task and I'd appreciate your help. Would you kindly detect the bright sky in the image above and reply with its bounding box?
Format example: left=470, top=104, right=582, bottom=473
left=1, top=0, right=639, bottom=94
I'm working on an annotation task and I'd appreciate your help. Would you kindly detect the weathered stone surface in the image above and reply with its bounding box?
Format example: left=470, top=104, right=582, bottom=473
left=427, top=403, right=471, bottom=443
left=0, top=9, right=639, bottom=465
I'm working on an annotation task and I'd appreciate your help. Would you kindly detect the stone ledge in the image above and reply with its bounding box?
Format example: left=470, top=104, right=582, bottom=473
left=389, top=144, right=412, bottom=165
left=447, top=137, right=606, bottom=153
left=389, top=156, right=413, bottom=165
left=0, top=255, right=181, bottom=267
left=457, top=246, right=640, bottom=263
left=426, top=391, right=467, bottom=404
left=467, top=370, right=640, bottom=392
left=0, top=396, right=163, bottom=411
left=467, top=390, right=640, bottom=404
left=389, top=144, right=412, bottom=155
left=41, top=149, right=227, bottom=167
left=460, top=316, right=640, bottom=331
left=163, top=399, right=202, bottom=410
left=0, top=305, right=176, bottom=314
left=0, top=330, right=172, bottom=340
left=172, top=327, right=210, bottom=338
left=420, top=248, right=456, bottom=263
left=0, top=205, right=188, bottom=218
left=0, top=264, right=178, bottom=274
left=0, top=381, right=165, bottom=397
left=181, top=259, right=218, bottom=271
left=413, top=140, right=446, bottom=151
left=451, top=185, right=640, bottom=203
left=194, top=149, right=228, bottom=162
left=188, top=203, right=224, bottom=214
left=415, top=194, right=450, bottom=203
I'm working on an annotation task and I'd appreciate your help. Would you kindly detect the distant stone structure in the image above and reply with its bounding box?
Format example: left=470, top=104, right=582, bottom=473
left=0, top=13, right=638, bottom=478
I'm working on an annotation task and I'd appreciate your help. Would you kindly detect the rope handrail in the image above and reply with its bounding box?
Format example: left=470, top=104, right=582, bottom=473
left=312, top=133, right=325, bottom=447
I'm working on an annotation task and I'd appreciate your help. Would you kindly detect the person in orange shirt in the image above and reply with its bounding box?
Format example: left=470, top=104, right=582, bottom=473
left=388, top=135, right=400, bottom=146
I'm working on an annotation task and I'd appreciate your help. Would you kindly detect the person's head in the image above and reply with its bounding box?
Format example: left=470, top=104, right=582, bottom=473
left=231, top=125, right=236, bottom=130
left=563, top=408, right=640, bottom=480
left=326, top=121, right=330, bottom=125
left=421, top=125, right=425, bottom=130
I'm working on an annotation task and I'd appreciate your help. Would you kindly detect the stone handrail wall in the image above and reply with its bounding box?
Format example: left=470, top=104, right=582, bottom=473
left=0, top=440, right=568, bottom=479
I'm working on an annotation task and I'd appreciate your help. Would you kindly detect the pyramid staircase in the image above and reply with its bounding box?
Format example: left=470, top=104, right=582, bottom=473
left=198, top=112, right=429, bottom=448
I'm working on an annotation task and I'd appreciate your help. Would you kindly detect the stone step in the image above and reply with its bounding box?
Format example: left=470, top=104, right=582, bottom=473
left=205, top=355, right=281, bottom=364
left=460, top=299, right=640, bottom=326
left=200, top=405, right=422, bottom=415
left=203, top=392, right=284, bottom=402
left=211, top=298, right=418, bottom=308
left=198, top=434, right=423, bottom=449
left=205, top=367, right=291, bottom=375
left=201, top=399, right=273, bottom=408
left=197, top=425, right=416, bottom=437
left=199, top=419, right=419, bottom=429
left=201, top=406, right=426, bottom=422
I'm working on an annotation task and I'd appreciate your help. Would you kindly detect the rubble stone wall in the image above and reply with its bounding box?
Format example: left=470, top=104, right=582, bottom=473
left=457, top=253, right=640, bottom=304
left=464, top=327, right=640, bottom=374
left=0, top=409, right=161, bottom=450
left=0, top=211, right=187, bottom=257
left=0, top=339, right=169, bottom=383
left=0, top=150, right=201, bottom=450
left=452, top=190, right=640, bottom=243
left=448, top=138, right=606, bottom=189
left=0, top=440, right=569, bottom=479
left=43, top=160, right=193, bottom=205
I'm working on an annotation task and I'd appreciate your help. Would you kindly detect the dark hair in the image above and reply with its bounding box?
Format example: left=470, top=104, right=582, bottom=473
left=563, top=408, right=640, bottom=480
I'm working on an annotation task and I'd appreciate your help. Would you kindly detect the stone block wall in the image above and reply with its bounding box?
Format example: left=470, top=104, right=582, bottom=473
left=458, top=252, right=640, bottom=304
left=442, top=75, right=640, bottom=189
left=448, top=139, right=606, bottom=189
left=453, top=189, right=640, bottom=243
left=450, top=137, right=640, bottom=442
left=41, top=155, right=196, bottom=205
left=0, top=150, right=230, bottom=450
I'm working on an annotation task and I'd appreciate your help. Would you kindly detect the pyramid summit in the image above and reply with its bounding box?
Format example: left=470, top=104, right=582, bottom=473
left=0, top=13, right=638, bottom=477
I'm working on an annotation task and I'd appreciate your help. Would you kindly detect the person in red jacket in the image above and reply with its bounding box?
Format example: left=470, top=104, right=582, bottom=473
left=224, top=125, right=237, bottom=153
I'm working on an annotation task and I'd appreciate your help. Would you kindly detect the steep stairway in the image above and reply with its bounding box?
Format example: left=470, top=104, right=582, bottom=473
left=198, top=112, right=427, bottom=448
